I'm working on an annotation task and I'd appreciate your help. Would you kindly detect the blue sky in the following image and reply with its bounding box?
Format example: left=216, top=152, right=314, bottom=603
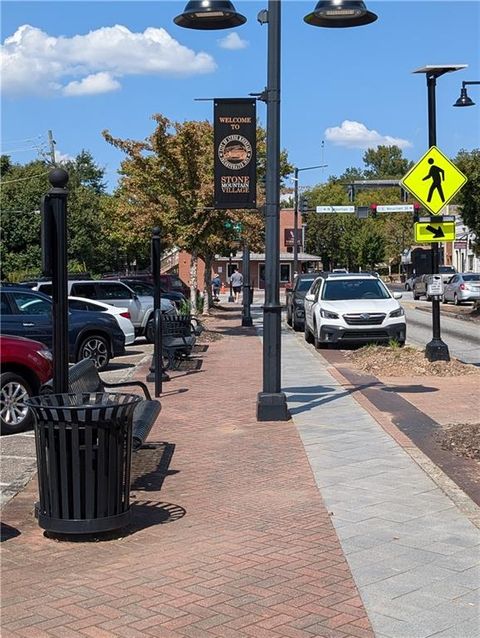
left=1, top=1, right=479, bottom=191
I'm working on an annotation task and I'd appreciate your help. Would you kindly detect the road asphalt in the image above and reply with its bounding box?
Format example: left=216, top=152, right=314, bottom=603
left=1, top=302, right=479, bottom=638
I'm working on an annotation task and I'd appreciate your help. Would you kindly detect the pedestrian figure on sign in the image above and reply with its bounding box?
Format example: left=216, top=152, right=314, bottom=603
left=423, top=158, right=445, bottom=203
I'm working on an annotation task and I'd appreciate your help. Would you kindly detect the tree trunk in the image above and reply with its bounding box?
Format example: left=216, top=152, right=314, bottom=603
left=190, top=251, right=198, bottom=315
left=203, top=253, right=213, bottom=314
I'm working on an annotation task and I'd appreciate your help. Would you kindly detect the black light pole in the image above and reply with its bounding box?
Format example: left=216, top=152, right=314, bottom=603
left=147, top=227, right=169, bottom=395
left=228, top=252, right=235, bottom=302
left=242, top=243, right=253, bottom=326
left=414, top=65, right=466, bottom=362
left=41, top=168, right=69, bottom=393
left=293, top=163, right=327, bottom=280
left=174, top=0, right=378, bottom=421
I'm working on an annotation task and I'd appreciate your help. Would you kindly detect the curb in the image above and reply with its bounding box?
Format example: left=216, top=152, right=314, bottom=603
left=414, top=304, right=479, bottom=323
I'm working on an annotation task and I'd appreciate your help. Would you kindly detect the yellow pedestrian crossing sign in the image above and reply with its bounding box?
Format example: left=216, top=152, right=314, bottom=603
left=414, top=220, right=455, bottom=243
left=401, top=146, right=467, bottom=215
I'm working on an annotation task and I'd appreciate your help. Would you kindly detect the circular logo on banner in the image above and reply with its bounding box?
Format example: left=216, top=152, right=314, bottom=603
left=218, top=135, right=252, bottom=170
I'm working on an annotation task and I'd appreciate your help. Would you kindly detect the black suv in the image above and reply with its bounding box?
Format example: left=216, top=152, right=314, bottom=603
left=286, top=272, right=326, bottom=331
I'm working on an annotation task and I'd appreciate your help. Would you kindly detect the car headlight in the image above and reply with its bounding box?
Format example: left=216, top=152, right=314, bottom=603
left=37, top=348, right=53, bottom=361
left=389, top=307, right=405, bottom=318
left=320, top=309, right=339, bottom=319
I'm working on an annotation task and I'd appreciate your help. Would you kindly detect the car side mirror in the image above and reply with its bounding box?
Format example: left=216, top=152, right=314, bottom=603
left=393, top=292, right=402, bottom=299
left=285, top=287, right=292, bottom=293
left=305, top=293, right=314, bottom=302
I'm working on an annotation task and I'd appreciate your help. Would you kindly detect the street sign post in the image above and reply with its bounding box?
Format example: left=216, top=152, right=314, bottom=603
left=414, top=220, right=455, bottom=243
left=401, top=146, right=467, bottom=215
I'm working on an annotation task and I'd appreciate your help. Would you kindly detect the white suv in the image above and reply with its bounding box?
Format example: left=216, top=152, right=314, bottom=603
left=304, top=273, right=406, bottom=348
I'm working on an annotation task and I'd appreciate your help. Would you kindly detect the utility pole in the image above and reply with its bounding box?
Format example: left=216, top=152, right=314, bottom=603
left=48, top=130, right=56, bottom=165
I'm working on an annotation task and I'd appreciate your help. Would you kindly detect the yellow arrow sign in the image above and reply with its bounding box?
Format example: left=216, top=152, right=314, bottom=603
left=414, top=221, right=455, bottom=243
left=402, top=146, right=467, bottom=215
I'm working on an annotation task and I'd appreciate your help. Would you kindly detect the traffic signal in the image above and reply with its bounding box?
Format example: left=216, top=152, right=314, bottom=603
left=299, top=195, right=308, bottom=213
left=370, top=204, right=377, bottom=218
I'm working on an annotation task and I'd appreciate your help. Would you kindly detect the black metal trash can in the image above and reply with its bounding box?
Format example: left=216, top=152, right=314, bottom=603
left=26, top=392, right=141, bottom=535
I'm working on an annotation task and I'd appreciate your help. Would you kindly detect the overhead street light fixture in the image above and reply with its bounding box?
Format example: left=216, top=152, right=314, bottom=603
left=304, top=1, right=378, bottom=28
left=453, top=81, right=479, bottom=107
left=175, top=0, right=378, bottom=420
left=174, top=0, right=246, bottom=29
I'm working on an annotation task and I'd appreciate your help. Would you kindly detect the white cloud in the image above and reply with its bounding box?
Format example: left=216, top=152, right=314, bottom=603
left=218, top=32, right=248, bottom=50
left=325, top=120, right=412, bottom=150
left=63, top=72, right=121, bottom=96
left=54, top=150, right=74, bottom=164
left=1, top=24, right=217, bottom=97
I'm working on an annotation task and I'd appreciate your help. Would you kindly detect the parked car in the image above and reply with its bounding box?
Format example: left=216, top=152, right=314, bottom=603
left=0, top=335, right=53, bottom=434
left=1, top=285, right=125, bottom=370
left=22, top=279, right=177, bottom=341
left=118, top=278, right=186, bottom=309
left=286, top=272, right=325, bottom=331
left=304, top=273, right=406, bottom=348
left=68, top=296, right=135, bottom=345
left=442, top=273, right=480, bottom=305
left=412, top=266, right=457, bottom=300
left=404, top=274, right=416, bottom=291
left=102, top=272, right=190, bottom=299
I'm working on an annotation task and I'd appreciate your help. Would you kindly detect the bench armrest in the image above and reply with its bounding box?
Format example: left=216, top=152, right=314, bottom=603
left=102, top=379, right=152, bottom=401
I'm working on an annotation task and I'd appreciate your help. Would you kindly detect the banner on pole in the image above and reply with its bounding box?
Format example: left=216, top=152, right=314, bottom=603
left=214, top=98, right=256, bottom=209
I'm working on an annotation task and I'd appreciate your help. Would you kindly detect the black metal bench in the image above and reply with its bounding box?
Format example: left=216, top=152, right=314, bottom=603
left=40, top=359, right=161, bottom=451
left=162, top=314, right=200, bottom=370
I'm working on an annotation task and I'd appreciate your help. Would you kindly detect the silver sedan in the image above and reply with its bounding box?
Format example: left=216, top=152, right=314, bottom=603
left=443, top=273, right=480, bottom=305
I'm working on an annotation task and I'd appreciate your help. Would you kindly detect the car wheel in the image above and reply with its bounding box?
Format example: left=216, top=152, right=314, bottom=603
left=292, top=315, right=302, bottom=332
left=405, top=283, right=411, bottom=291
left=78, top=335, right=110, bottom=371
left=145, top=317, right=154, bottom=343
left=413, top=287, right=420, bottom=301
left=313, top=324, right=324, bottom=350
left=0, top=372, right=34, bottom=434
left=454, top=294, right=461, bottom=306
left=304, top=321, right=313, bottom=344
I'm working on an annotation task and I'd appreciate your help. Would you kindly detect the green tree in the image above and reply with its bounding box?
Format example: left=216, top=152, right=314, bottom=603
left=454, top=148, right=480, bottom=254
left=363, top=145, right=413, bottom=178
left=103, top=113, right=292, bottom=311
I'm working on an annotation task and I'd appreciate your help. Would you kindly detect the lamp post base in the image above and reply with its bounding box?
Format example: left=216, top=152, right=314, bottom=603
left=425, top=338, right=450, bottom=362
left=242, top=316, right=253, bottom=327
left=256, top=392, right=289, bottom=422
left=147, top=357, right=171, bottom=383
left=228, top=295, right=235, bottom=303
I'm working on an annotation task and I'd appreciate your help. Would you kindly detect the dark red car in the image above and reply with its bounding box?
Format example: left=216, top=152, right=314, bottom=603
left=0, top=335, right=53, bottom=434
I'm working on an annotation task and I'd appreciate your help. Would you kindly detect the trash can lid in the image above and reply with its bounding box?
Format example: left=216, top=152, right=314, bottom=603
left=26, top=392, right=142, bottom=410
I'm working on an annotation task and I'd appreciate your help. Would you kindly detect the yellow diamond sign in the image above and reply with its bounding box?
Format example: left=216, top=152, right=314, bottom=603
left=401, top=146, right=467, bottom=215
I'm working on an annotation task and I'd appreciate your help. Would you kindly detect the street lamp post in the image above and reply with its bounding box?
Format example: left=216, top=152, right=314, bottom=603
left=292, top=164, right=327, bottom=280
left=453, top=80, right=480, bottom=107
left=174, top=0, right=378, bottom=421
left=413, top=65, right=466, bottom=362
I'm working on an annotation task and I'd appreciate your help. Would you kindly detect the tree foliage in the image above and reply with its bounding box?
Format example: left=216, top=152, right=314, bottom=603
left=454, top=148, right=480, bottom=254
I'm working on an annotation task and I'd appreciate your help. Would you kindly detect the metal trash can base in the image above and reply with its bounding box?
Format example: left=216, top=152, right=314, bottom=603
left=27, top=392, right=141, bottom=536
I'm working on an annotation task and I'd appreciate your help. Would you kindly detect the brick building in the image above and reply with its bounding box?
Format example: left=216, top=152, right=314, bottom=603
left=177, top=208, right=322, bottom=291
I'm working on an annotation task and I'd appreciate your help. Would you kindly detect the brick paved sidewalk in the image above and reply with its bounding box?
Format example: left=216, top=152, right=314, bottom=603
left=0, top=309, right=373, bottom=638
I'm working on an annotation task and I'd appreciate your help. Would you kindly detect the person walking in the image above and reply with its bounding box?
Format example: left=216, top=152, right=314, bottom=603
left=229, top=267, right=243, bottom=303
left=211, top=273, right=221, bottom=302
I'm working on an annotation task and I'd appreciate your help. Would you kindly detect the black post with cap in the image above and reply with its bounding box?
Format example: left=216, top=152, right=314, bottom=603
left=42, top=168, right=69, bottom=393
left=242, top=243, right=253, bottom=326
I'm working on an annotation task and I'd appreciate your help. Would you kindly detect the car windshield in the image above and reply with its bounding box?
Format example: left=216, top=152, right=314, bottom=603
left=463, top=274, right=480, bottom=282
left=322, top=279, right=390, bottom=301
left=297, top=278, right=316, bottom=292
left=439, top=266, right=456, bottom=273
left=126, top=281, right=153, bottom=295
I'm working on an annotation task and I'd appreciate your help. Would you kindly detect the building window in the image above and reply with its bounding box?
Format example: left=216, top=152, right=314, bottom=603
left=280, top=264, right=291, bottom=283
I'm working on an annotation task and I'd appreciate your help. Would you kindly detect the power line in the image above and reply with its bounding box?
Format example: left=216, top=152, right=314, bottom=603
left=0, top=171, right=50, bottom=185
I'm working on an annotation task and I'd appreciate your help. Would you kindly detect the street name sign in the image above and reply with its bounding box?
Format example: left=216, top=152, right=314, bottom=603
left=376, top=204, right=414, bottom=213
left=316, top=206, right=355, bottom=213
left=401, top=146, right=467, bottom=215
left=414, top=220, right=455, bottom=243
